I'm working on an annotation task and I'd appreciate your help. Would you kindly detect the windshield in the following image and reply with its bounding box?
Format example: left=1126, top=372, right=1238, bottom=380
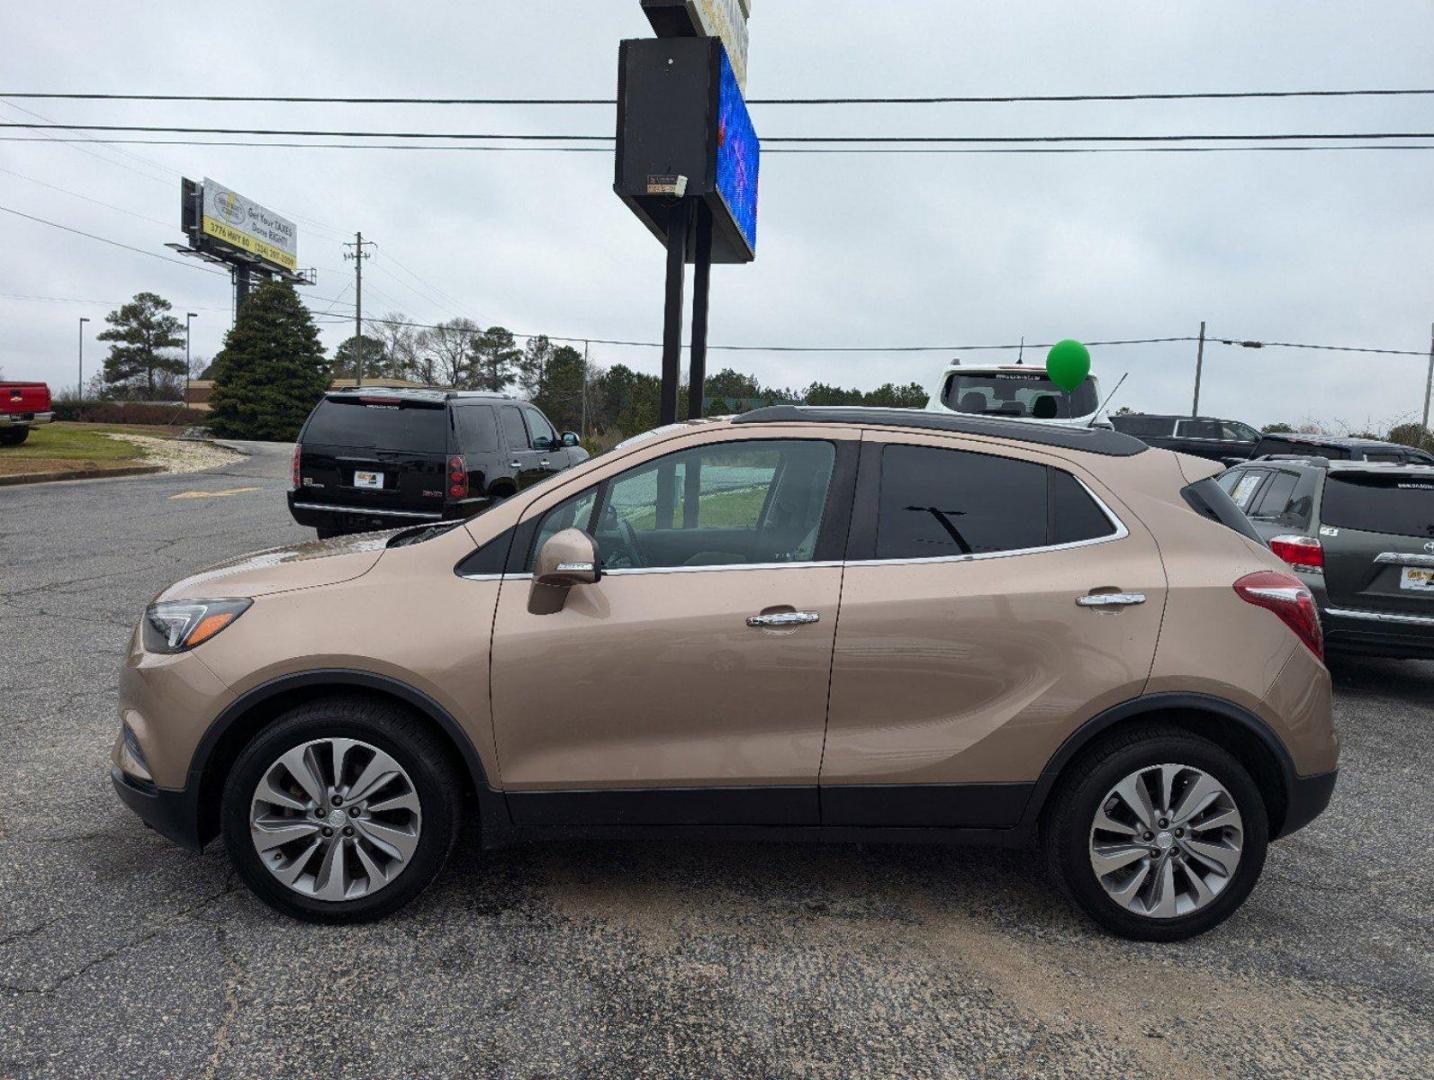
left=942, top=371, right=1099, bottom=419
left=1321, top=473, right=1434, bottom=538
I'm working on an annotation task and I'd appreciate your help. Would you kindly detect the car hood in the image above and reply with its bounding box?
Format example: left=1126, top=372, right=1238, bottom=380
left=156, top=532, right=390, bottom=601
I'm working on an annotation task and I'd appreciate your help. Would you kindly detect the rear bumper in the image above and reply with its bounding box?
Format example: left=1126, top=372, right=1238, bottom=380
left=1322, top=605, right=1434, bottom=660
left=1277, top=769, right=1337, bottom=839
left=111, top=767, right=202, bottom=852
left=0, top=410, right=52, bottom=428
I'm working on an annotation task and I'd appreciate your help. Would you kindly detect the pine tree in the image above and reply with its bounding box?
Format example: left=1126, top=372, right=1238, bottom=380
left=96, top=292, right=186, bottom=398
left=208, top=282, right=330, bottom=440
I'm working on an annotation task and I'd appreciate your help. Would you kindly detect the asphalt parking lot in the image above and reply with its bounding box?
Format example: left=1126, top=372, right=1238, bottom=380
left=1, top=442, right=1431, bottom=1079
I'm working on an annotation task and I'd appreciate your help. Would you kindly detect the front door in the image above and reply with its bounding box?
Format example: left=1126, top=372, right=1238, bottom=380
left=489, top=435, right=854, bottom=825
left=498, top=405, right=546, bottom=489
left=821, top=434, right=1167, bottom=828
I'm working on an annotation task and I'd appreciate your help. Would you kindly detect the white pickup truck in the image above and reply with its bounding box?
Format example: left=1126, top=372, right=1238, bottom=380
left=926, top=362, right=1104, bottom=427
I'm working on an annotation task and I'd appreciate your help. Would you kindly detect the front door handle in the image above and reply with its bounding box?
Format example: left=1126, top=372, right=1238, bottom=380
left=747, top=611, right=821, bottom=628
left=1076, top=592, right=1146, bottom=608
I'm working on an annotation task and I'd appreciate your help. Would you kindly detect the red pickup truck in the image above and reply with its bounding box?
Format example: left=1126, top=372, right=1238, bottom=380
left=1, top=382, right=53, bottom=446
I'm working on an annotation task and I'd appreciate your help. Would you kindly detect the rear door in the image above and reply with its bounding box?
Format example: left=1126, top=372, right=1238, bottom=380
left=297, top=395, right=450, bottom=517
left=821, top=434, right=1167, bottom=827
left=498, top=405, right=546, bottom=489
left=1318, top=470, right=1434, bottom=614
left=520, top=405, right=569, bottom=477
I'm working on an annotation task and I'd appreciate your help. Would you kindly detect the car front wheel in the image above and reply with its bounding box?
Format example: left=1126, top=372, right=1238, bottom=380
left=221, top=695, right=462, bottom=922
left=1043, top=726, right=1269, bottom=941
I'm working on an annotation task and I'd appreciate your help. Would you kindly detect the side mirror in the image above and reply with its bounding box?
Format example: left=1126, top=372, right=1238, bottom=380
left=528, top=528, right=601, bottom=615
left=561, top=431, right=581, bottom=448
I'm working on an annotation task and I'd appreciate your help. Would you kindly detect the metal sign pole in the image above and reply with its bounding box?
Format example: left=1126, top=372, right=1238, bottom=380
left=659, top=200, right=691, bottom=427
left=687, top=201, right=713, bottom=421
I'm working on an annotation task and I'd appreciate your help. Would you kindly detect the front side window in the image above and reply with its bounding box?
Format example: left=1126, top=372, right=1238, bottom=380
left=532, top=440, right=835, bottom=572
left=874, top=445, right=1113, bottom=560
left=1177, top=419, right=1223, bottom=440
left=523, top=407, right=558, bottom=450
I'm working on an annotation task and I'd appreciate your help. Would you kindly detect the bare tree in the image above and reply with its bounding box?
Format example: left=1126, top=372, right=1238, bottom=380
left=366, top=312, right=424, bottom=382
left=419, top=318, right=480, bottom=388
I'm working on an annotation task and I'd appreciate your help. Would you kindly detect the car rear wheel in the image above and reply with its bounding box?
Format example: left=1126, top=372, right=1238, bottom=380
left=221, top=695, right=462, bottom=922
left=0, top=428, right=29, bottom=446
left=1043, top=726, right=1268, bottom=941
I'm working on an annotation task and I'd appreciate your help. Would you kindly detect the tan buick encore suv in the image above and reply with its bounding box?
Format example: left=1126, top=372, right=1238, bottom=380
left=112, top=407, right=1338, bottom=939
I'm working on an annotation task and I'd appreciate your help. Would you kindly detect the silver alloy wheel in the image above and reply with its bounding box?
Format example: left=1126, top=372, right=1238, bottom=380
left=249, top=737, right=422, bottom=901
left=1088, top=762, right=1243, bottom=919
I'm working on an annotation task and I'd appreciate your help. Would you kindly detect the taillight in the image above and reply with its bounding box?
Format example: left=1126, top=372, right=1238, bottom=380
left=1234, top=570, right=1323, bottom=661
left=291, top=444, right=302, bottom=490
left=448, top=455, right=468, bottom=501
left=1269, top=534, right=1324, bottom=571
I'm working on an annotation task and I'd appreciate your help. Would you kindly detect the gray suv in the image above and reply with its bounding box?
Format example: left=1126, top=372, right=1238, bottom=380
left=1220, top=456, right=1434, bottom=659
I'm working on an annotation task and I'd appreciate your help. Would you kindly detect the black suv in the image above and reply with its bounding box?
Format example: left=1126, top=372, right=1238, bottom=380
left=1219, top=456, right=1434, bottom=659
left=1108, top=414, right=1261, bottom=463
left=1247, top=431, right=1434, bottom=464
left=288, top=390, right=587, bottom=537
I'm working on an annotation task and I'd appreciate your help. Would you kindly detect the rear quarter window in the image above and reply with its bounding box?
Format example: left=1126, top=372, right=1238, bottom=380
left=453, top=405, right=500, bottom=453
left=1321, top=474, right=1434, bottom=538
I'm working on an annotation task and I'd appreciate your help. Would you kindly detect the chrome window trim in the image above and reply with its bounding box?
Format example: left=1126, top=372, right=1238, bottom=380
left=1325, top=605, right=1434, bottom=628
left=291, top=501, right=443, bottom=521
left=603, top=560, right=843, bottom=577
left=862, top=475, right=1129, bottom=568
left=1374, top=552, right=1434, bottom=569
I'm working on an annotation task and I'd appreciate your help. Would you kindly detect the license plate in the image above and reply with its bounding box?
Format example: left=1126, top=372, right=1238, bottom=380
left=1400, top=566, right=1434, bottom=592
left=353, top=470, right=384, bottom=490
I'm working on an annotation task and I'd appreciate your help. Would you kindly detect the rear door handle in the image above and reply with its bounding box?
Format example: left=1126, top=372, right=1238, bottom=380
left=509, top=461, right=521, bottom=469
left=747, top=611, right=821, bottom=628
left=539, top=458, right=551, bottom=467
left=1077, top=592, right=1146, bottom=608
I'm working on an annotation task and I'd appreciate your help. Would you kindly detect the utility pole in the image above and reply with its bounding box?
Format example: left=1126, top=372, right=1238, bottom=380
left=581, top=340, right=590, bottom=441
left=1191, top=320, right=1207, bottom=417
left=77, top=315, right=90, bottom=401
left=343, top=232, right=375, bottom=387
left=185, top=312, right=197, bottom=406
left=1423, top=321, right=1434, bottom=435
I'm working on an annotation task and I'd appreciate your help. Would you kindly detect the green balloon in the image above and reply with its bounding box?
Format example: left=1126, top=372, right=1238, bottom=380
left=1046, top=339, right=1091, bottom=392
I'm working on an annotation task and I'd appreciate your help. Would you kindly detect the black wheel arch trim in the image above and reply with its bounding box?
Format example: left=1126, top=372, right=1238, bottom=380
left=1019, top=691, right=1302, bottom=837
left=190, top=668, right=508, bottom=845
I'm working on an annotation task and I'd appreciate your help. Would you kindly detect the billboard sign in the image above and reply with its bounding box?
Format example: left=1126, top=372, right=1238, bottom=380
left=690, top=0, right=750, bottom=90
left=199, top=178, right=298, bottom=272
left=714, top=46, right=758, bottom=256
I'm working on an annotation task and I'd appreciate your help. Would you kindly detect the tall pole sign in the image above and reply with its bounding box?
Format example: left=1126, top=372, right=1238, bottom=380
left=617, top=0, right=759, bottom=425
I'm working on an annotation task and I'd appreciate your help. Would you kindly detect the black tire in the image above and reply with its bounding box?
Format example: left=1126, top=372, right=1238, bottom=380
left=1042, top=725, right=1269, bottom=941
left=221, top=694, right=463, bottom=923
left=0, top=427, right=29, bottom=446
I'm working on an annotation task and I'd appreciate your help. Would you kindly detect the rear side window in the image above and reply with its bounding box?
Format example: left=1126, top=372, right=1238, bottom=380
left=499, top=406, right=529, bottom=450
left=1248, top=470, right=1301, bottom=523
left=1321, top=474, right=1434, bottom=538
left=453, top=405, right=499, bottom=453
left=1177, top=419, right=1223, bottom=440
left=874, top=446, right=1114, bottom=559
left=1228, top=469, right=1268, bottom=510
left=302, top=398, right=447, bottom=452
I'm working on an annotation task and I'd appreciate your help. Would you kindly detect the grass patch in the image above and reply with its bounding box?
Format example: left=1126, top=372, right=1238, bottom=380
left=621, top=485, right=768, bottom=531
left=0, top=422, right=157, bottom=476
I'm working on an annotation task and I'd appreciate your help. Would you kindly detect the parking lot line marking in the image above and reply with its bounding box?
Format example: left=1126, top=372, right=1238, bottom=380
left=168, top=487, right=261, bottom=500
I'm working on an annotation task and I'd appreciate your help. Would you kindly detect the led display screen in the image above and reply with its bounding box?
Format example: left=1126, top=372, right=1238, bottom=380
left=714, top=47, right=759, bottom=258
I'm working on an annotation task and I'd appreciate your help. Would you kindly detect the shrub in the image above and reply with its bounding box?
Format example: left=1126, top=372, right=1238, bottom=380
left=50, top=399, right=207, bottom=426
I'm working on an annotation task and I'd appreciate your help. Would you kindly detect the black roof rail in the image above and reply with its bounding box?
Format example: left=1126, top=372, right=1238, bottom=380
left=730, top=405, right=1147, bottom=457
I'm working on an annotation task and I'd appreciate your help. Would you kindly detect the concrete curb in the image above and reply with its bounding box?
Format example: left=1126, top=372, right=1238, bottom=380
left=0, top=464, right=165, bottom=487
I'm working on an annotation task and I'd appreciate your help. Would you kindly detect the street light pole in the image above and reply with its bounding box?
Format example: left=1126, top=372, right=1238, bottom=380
left=77, top=317, right=90, bottom=400
left=185, top=313, right=197, bottom=406
left=1422, top=321, right=1434, bottom=436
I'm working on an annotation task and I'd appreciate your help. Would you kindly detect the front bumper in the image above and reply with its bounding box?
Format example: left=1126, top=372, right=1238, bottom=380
left=0, top=410, right=52, bottom=428
left=1322, top=605, right=1434, bottom=660
left=111, top=767, right=202, bottom=851
left=1278, top=769, right=1338, bottom=838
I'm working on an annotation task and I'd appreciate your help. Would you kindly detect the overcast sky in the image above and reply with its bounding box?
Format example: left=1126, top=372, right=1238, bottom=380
left=3, top=1, right=1433, bottom=430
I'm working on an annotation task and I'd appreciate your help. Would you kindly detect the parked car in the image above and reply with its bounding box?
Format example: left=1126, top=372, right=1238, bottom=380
left=0, top=381, right=53, bottom=446
left=1249, top=431, right=1434, bottom=465
left=287, top=389, right=587, bottom=538
left=115, top=406, right=1336, bottom=940
left=1219, top=456, right=1434, bottom=659
left=1109, top=413, right=1260, bottom=463
left=927, top=362, right=1104, bottom=426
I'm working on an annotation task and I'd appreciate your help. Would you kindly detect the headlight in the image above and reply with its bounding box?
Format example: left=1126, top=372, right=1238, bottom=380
left=143, top=598, right=252, bottom=653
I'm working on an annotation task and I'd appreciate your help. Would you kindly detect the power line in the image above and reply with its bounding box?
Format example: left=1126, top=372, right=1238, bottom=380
left=0, top=166, right=175, bottom=228
left=0, top=203, right=228, bottom=275
left=1212, top=336, right=1429, bottom=358
left=5, top=87, right=1434, bottom=105
left=9, top=123, right=1434, bottom=145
